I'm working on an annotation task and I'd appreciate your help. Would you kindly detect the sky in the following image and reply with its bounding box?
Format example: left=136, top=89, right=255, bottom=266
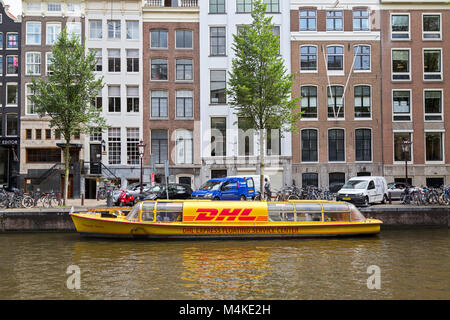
left=3, top=0, right=21, bottom=16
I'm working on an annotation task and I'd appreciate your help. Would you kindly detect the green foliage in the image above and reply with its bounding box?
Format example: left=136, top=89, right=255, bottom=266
left=227, top=0, right=301, bottom=132
left=29, top=28, right=107, bottom=143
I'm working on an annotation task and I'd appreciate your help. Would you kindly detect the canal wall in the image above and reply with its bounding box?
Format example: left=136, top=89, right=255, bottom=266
left=0, top=205, right=449, bottom=232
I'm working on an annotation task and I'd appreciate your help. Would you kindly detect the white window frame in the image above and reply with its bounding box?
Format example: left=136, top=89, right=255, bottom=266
left=300, top=128, right=319, bottom=163
left=326, top=44, right=344, bottom=76
left=175, top=129, right=194, bottom=165
left=5, top=113, right=18, bottom=137
left=424, top=130, right=445, bottom=164
left=391, top=13, right=410, bottom=40
left=423, top=48, right=442, bottom=81
left=327, top=84, right=345, bottom=120
left=354, top=127, right=373, bottom=163
left=107, top=85, right=121, bottom=113
left=46, top=52, right=54, bottom=76
left=151, top=90, right=169, bottom=119
left=353, top=9, right=370, bottom=32
left=25, top=83, right=37, bottom=115
left=391, top=48, right=411, bottom=81
left=46, top=22, right=61, bottom=45
left=392, top=89, right=412, bottom=122
left=175, top=29, right=193, bottom=49
left=6, top=32, right=19, bottom=49
left=354, top=84, right=372, bottom=120
left=424, top=89, right=443, bottom=122
left=327, top=127, right=346, bottom=163
left=300, top=45, right=318, bottom=73
left=25, top=52, right=41, bottom=76
left=6, top=83, right=18, bottom=106
left=175, top=90, right=194, bottom=119
left=353, top=44, right=371, bottom=73
left=393, top=130, right=413, bottom=164
left=66, top=22, right=82, bottom=43
left=89, top=20, right=103, bottom=40
left=47, top=3, right=62, bottom=12
left=6, top=55, right=19, bottom=76
left=126, top=21, right=139, bottom=40
left=107, top=20, right=121, bottom=39
left=422, top=13, right=441, bottom=41
left=300, top=84, right=318, bottom=121
left=26, top=22, right=41, bottom=45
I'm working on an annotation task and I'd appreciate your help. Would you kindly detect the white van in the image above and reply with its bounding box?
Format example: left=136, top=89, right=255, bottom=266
left=337, top=176, right=388, bottom=206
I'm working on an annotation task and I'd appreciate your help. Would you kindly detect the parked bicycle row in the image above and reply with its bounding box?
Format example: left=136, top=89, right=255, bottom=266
left=400, top=185, right=450, bottom=206
left=0, top=188, right=62, bottom=209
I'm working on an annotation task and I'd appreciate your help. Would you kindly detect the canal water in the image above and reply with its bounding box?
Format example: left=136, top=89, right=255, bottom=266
left=0, top=228, right=448, bottom=300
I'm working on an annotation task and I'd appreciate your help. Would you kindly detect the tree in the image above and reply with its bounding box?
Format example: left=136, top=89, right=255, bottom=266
left=29, top=28, right=107, bottom=205
left=227, top=0, right=301, bottom=197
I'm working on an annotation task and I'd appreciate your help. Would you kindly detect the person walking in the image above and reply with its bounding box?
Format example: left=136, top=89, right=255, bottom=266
left=264, top=178, right=271, bottom=201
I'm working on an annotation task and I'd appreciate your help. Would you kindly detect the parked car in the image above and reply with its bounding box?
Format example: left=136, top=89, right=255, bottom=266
left=113, top=182, right=152, bottom=206
left=142, top=183, right=193, bottom=200
left=337, top=176, right=388, bottom=206
left=192, top=177, right=258, bottom=200
left=387, top=182, right=413, bottom=200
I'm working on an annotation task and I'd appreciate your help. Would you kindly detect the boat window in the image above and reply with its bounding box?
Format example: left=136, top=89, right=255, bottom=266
left=349, top=203, right=366, bottom=221
left=142, top=202, right=156, bottom=221
left=324, top=211, right=350, bottom=222
left=295, top=203, right=322, bottom=222
left=322, top=203, right=350, bottom=212
left=156, top=202, right=183, bottom=222
left=268, top=203, right=295, bottom=222
left=126, top=203, right=141, bottom=221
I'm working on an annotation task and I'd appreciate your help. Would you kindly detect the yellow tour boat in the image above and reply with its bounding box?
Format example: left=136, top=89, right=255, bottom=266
left=70, top=200, right=382, bottom=239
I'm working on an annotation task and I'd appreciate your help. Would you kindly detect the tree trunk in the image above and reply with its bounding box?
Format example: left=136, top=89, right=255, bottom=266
left=63, top=142, right=71, bottom=206
left=259, top=128, right=265, bottom=201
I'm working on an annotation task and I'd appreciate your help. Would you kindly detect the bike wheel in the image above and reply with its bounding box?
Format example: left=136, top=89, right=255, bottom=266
left=287, top=195, right=299, bottom=200
left=22, top=196, right=34, bottom=208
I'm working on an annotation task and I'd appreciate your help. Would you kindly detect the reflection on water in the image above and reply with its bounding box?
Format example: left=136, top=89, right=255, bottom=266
left=0, top=228, right=448, bottom=299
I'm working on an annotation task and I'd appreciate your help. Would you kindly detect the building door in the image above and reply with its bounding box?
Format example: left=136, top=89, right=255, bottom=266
left=85, top=178, right=97, bottom=199
left=90, top=144, right=102, bottom=174
left=0, top=147, right=8, bottom=186
left=61, top=175, right=74, bottom=198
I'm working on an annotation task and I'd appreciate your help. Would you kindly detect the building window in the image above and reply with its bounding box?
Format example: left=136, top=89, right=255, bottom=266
left=326, top=11, right=343, bottom=31
left=423, top=14, right=441, bottom=40
left=126, top=49, right=139, bottom=72
left=329, top=173, right=345, bottom=192
left=66, top=22, right=82, bottom=42
left=92, top=93, right=102, bottom=111
left=26, top=22, right=41, bottom=45
left=327, top=46, right=344, bottom=71
left=47, top=3, right=61, bottom=12
left=89, top=128, right=102, bottom=142
left=238, top=118, right=254, bottom=156
left=6, top=114, right=17, bottom=136
left=108, top=49, right=121, bottom=72
left=90, top=49, right=102, bottom=72
left=210, top=27, right=226, bottom=56
left=89, top=20, right=102, bottom=39
left=126, top=86, right=139, bottom=113
left=299, top=10, right=316, bottom=31
left=108, top=86, right=121, bottom=113
left=6, top=84, right=17, bottom=105
left=151, top=91, right=168, bottom=118
left=108, top=128, right=121, bottom=165
left=151, top=130, right=168, bottom=164
left=302, top=173, right=318, bottom=188
left=35, top=129, right=42, bottom=140
left=45, top=129, right=52, bottom=140
left=67, top=3, right=81, bottom=12
left=107, top=20, right=121, bottom=39
left=391, top=14, right=409, bottom=39
left=176, top=59, right=193, bottom=81
left=267, top=128, right=281, bottom=156
left=0, top=56, right=2, bottom=75
left=27, top=149, right=61, bottom=163
left=126, top=21, right=139, bottom=40
left=301, top=129, right=318, bottom=162
left=6, top=55, right=18, bottom=75
left=354, top=85, right=371, bottom=118
left=300, top=45, right=317, bottom=71
left=150, top=29, right=168, bottom=49
left=300, top=86, right=317, bottom=119
left=425, top=132, right=443, bottom=162
left=423, top=49, right=442, bottom=80
left=236, top=0, right=252, bottom=13
left=354, top=45, right=370, bottom=71
left=264, top=0, right=279, bottom=13
left=7, top=33, right=19, bottom=49
left=210, top=0, right=225, bottom=14
left=393, top=90, right=411, bottom=121
left=327, top=85, right=344, bottom=119
left=328, top=129, right=345, bottom=162
left=392, top=49, right=410, bottom=80
left=27, top=2, right=41, bottom=12
left=46, top=23, right=61, bottom=45
left=211, top=117, right=226, bottom=156
left=353, top=9, right=369, bottom=31
left=424, top=90, right=442, bottom=121
left=26, top=84, right=36, bottom=114
left=26, top=52, right=41, bottom=75
left=176, top=30, right=193, bottom=49
left=176, top=130, right=193, bottom=164
left=46, top=52, right=54, bottom=75
left=393, top=132, right=412, bottom=162
left=176, top=91, right=193, bottom=118
left=355, top=129, right=372, bottom=162
left=210, top=70, right=226, bottom=104
left=151, top=58, right=168, bottom=80
left=126, top=128, right=139, bottom=165
left=26, top=129, right=32, bottom=140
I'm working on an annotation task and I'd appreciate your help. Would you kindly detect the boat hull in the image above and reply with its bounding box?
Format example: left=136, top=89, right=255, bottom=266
left=71, top=213, right=381, bottom=240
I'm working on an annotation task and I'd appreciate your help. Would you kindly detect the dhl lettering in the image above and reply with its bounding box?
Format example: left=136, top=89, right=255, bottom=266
left=194, top=208, right=257, bottom=222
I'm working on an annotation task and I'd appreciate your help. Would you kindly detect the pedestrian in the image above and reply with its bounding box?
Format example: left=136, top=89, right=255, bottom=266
left=264, top=178, right=271, bottom=201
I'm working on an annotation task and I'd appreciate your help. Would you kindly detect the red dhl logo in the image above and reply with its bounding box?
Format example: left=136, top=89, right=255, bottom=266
left=184, top=208, right=266, bottom=222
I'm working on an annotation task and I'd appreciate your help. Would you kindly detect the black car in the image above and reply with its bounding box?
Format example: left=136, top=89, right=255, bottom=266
left=142, top=183, right=193, bottom=200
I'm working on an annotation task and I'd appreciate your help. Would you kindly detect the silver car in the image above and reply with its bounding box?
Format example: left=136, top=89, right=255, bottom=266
left=387, top=182, right=409, bottom=200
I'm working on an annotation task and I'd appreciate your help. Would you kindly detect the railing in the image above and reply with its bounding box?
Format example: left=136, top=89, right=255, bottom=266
left=145, top=0, right=198, bottom=7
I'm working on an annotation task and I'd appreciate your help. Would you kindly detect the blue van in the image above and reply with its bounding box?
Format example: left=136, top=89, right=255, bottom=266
left=192, top=177, right=258, bottom=200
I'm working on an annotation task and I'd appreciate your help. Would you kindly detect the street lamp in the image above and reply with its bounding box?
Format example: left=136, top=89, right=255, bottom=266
left=138, top=140, right=146, bottom=194
left=401, top=139, right=412, bottom=188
